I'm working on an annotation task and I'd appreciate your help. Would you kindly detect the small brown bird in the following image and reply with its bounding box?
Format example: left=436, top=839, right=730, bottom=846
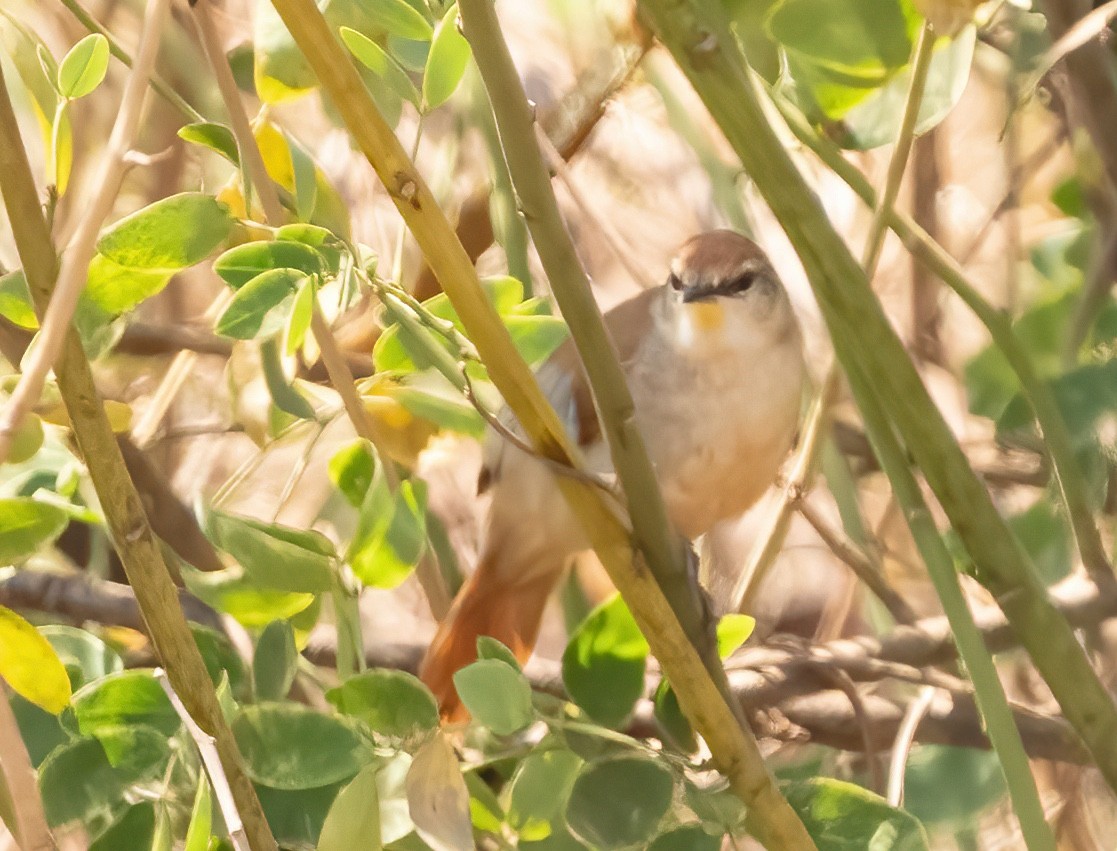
left=420, top=230, right=805, bottom=716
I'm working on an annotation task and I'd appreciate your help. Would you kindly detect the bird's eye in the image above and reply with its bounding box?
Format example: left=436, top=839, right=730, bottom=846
left=667, top=272, right=683, bottom=290
left=726, top=271, right=756, bottom=294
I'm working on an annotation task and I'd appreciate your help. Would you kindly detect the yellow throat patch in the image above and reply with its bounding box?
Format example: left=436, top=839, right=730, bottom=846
left=686, top=301, right=726, bottom=332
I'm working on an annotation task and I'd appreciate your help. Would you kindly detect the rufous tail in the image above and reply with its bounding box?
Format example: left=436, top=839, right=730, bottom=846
left=419, top=555, right=556, bottom=721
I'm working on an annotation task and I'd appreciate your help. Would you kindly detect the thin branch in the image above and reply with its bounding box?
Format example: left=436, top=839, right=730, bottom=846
left=155, top=670, right=250, bottom=851
left=887, top=686, right=937, bottom=807
left=0, top=688, right=55, bottom=851
left=0, top=0, right=170, bottom=465
left=797, top=498, right=918, bottom=625
left=534, top=124, right=657, bottom=289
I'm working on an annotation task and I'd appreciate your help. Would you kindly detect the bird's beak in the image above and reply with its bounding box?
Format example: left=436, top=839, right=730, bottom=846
left=681, top=287, right=713, bottom=303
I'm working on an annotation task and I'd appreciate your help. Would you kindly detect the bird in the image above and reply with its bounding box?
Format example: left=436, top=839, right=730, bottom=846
left=419, top=230, right=806, bottom=717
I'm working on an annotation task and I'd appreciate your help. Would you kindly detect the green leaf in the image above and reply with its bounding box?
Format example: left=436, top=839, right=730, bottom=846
left=205, top=509, right=335, bottom=593
left=0, top=607, right=71, bottom=713
left=365, top=0, right=433, bottom=40
left=184, top=775, right=213, bottom=851
left=261, top=335, right=317, bottom=420
left=348, top=477, right=427, bottom=589
left=213, top=240, right=325, bottom=289
left=506, top=749, right=582, bottom=836
left=716, top=613, right=756, bottom=658
left=388, top=376, right=486, bottom=438
left=97, top=193, right=234, bottom=270
left=256, top=781, right=349, bottom=847
left=233, top=702, right=376, bottom=789
left=4, top=412, right=44, bottom=464
left=277, top=223, right=338, bottom=246
left=373, top=276, right=523, bottom=372
left=838, top=26, right=976, bottom=150
left=376, top=752, right=416, bottom=844
left=1008, top=500, right=1072, bottom=585
left=254, top=619, right=298, bottom=701
left=286, top=129, right=319, bottom=221
left=92, top=724, right=173, bottom=780
left=453, top=659, right=534, bottom=735
left=649, top=825, right=723, bottom=851
left=318, top=763, right=383, bottom=851
left=785, top=777, right=930, bottom=850
left=57, top=33, right=109, bottom=99
left=215, top=268, right=304, bottom=339
left=652, top=679, right=696, bottom=754
left=562, top=594, right=649, bottom=729
left=477, top=636, right=521, bottom=671
left=766, top=0, right=917, bottom=80
left=184, top=565, right=316, bottom=627
left=71, top=669, right=179, bottom=737
left=285, top=275, right=316, bottom=354
left=39, top=735, right=126, bottom=826
left=0, top=12, right=61, bottom=122
left=84, top=252, right=174, bottom=315
left=406, top=733, right=473, bottom=851
left=0, top=497, right=69, bottom=563
left=902, top=745, right=1007, bottom=827
left=327, top=669, right=439, bottom=737
left=193, top=624, right=249, bottom=696
left=39, top=624, right=124, bottom=688
left=89, top=801, right=156, bottom=851
left=565, top=757, right=674, bottom=850
left=0, top=270, right=37, bottom=329
left=423, top=3, right=471, bottom=110
left=178, top=122, right=240, bottom=165
left=340, top=27, right=422, bottom=107
left=504, top=314, right=570, bottom=367
left=10, top=693, right=67, bottom=767
left=999, top=359, right=1117, bottom=450
left=329, top=438, right=378, bottom=506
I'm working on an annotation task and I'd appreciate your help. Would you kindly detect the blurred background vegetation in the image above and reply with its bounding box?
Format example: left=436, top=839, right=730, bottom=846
left=2, top=0, right=1117, bottom=848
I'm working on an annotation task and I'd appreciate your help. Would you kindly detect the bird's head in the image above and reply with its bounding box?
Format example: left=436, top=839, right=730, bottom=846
left=662, top=230, right=797, bottom=344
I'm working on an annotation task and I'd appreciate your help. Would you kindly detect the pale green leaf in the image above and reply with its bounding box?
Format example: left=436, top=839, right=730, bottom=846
left=57, top=33, right=109, bottom=99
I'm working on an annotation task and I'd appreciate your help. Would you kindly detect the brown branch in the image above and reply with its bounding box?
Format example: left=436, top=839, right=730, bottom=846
left=5, top=570, right=1101, bottom=765
left=115, top=321, right=234, bottom=357
left=0, top=571, right=223, bottom=632
left=797, top=498, right=919, bottom=625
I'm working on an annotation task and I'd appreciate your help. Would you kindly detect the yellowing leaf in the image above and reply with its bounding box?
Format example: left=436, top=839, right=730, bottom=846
left=0, top=606, right=71, bottom=713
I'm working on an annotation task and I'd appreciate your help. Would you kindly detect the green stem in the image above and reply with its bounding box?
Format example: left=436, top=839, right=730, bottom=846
left=851, top=365, right=1055, bottom=850
left=770, top=90, right=1114, bottom=588
left=0, top=61, right=277, bottom=851
left=638, top=0, right=1117, bottom=790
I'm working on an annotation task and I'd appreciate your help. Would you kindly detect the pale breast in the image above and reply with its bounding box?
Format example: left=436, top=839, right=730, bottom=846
left=625, top=299, right=805, bottom=539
